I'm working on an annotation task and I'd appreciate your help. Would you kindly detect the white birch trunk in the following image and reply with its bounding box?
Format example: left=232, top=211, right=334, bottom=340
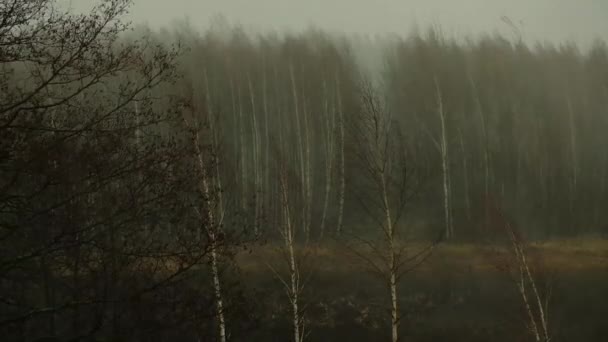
left=302, top=98, right=313, bottom=242
left=567, top=96, right=577, bottom=226
left=278, top=161, right=304, bottom=342
left=381, top=172, right=399, bottom=342
left=507, top=226, right=550, bottom=342
left=390, top=270, right=399, bottom=342
left=567, top=97, right=577, bottom=190
left=248, top=75, right=261, bottom=234
left=204, top=69, right=225, bottom=223
left=186, top=122, right=227, bottom=342
left=289, top=65, right=307, bottom=238
left=516, top=267, right=541, bottom=342
left=229, top=79, right=242, bottom=210
left=319, top=80, right=335, bottom=239
left=458, top=128, right=471, bottom=221
left=435, top=79, right=452, bottom=239
left=468, top=74, right=490, bottom=198
left=336, top=77, right=346, bottom=235
left=238, top=84, right=248, bottom=211
left=262, top=64, right=270, bottom=232
left=517, top=241, right=550, bottom=341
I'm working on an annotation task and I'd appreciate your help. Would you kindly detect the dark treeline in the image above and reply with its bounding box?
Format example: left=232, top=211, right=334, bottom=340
left=1, top=1, right=607, bottom=341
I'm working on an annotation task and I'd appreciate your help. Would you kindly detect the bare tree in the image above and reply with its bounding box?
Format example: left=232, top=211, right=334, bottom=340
left=248, top=74, right=262, bottom=234
left=336, top=76, right=347, bottom=235
left=483, top=199, right=552, bottom=342
left=348, top=80, right=440, bottom=342
left=458, top=127, right=472, bottom=222
left=181, top=90, right=228, bottom=342
left=0, top=1, right=216, bottom=340
left=318, top=78, right=336, bottom=239
left=266, top=140, right=313, bottom=342
left=434, top=77, right=453, bottom=239
left=288, top=64, right=310, bottom=240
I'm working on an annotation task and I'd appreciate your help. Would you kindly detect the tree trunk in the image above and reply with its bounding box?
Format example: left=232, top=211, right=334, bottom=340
left=279, top=167, right=303, bottom=342
left=210, top=236, right=227, bottom=342
left=336, top=76, right=346, bottom=235
left=468, top=73, right=490, bottom=203
left=263, top=64, right=270, bottom=234
left=238, top=84, right=248, bottom=213
left=204, top=69, right=225, bottom=224
left=289, top=64, right=307, bottom=240
left=187, top=119, right=227, bottom=342
left=302, top=98, right=313, bottom=242
left=567, top=96, right=577, bottom=230
left=319, top=80, right=335, bottom=239
left=248, top=75, right=261, bottom=234
left=435, top=79, right=452, bottom=239
left=458, top=128, right=471, bottom=222
left=382, top=173, right=399, bottom=342
left=390, top=271, right=399, bottom=342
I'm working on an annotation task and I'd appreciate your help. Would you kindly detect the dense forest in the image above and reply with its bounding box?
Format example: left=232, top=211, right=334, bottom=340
left=1, top=1, right=607, bottom=341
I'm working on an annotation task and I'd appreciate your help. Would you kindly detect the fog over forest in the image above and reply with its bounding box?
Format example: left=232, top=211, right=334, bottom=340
left=64, top=0, right=608, bottom=47
left=2, top=1, right=608, bottom=341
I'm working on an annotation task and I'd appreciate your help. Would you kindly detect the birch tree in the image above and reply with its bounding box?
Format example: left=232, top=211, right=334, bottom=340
left=288, top=64, right=309, bottom=239
left=318, top=79, right=336, bottom=239
left=181, top=99, right=228, bottom=342
left=435, top=78, right=453, bottom=239
left=350, top=81, right=440, bottom=342
left=266, top=121, right=313, bottom=342
left=336, top=76, right=347, bottom=235
left=248, top=74, right=262, bottom=234
left=484, top=200, right=552, bottom=342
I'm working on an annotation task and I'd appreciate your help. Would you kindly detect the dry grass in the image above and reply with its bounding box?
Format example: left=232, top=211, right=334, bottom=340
left=236, top=238, right=608, bottom=275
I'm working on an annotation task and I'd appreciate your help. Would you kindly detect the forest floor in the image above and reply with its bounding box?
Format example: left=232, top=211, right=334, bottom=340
left=234, top=238, right=608, bottom=341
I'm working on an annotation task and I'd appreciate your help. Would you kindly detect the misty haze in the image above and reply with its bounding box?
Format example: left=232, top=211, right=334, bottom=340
left=1, top=1, right=607, bottom=341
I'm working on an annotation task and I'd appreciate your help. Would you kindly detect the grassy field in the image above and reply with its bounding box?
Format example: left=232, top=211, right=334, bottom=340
left=234, top=238, right=608, bottom=341
left=237, top=238, right=608, bottom=273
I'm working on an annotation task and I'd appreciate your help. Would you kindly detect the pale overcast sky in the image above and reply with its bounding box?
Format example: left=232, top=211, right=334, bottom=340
left=63, top=0, right=608, bottom=46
